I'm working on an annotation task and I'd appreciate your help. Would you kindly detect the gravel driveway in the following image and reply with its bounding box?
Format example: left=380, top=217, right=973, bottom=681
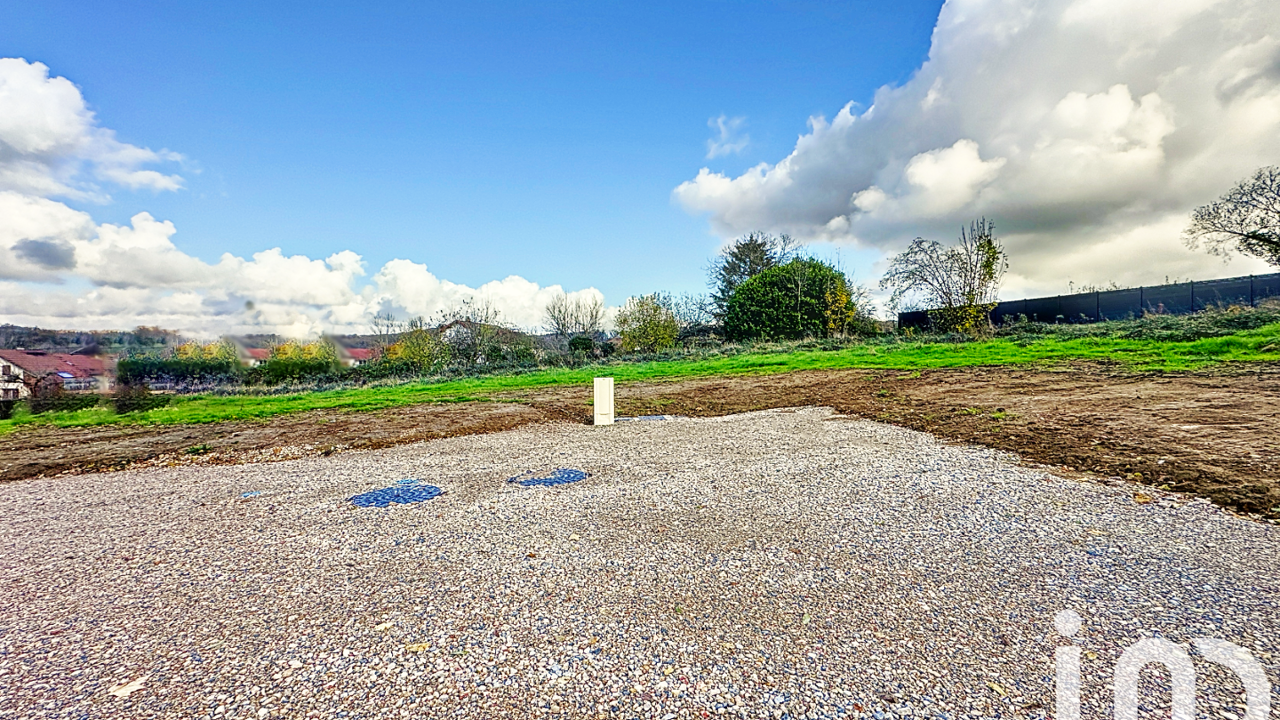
left=1, top=407, right=1276, bottom=719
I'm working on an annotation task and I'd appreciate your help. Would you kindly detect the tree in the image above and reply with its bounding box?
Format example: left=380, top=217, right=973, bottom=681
left=708, top=231, right=797, bottom=320
left=1184, top=166, right=1280, bottom=267
left=879, top=218, right=1007, bottom=334
left=650, top=292, right=716, bottom=339
left=433, top=299, right=506, bottom=368
left=370, top=310, right=405, bottom=348
left=543, top=293, right=605, bottom=338
left=723, top=258, right=868, bottom=341
left=823, top=279, right=876, bottom=338
left=383, top=325, right=449, bottom=372
left=259, top=339, right=340, bottom=383
left=615, top=295, right=680, bottom=352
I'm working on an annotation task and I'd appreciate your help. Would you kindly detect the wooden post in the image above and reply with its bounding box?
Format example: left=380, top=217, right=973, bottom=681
left=594, top=377, right=614, bottom=426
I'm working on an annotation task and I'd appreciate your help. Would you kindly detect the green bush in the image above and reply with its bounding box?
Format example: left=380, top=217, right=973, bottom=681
left=113, top=382, right=171, bottom=414
left=723, top=258, right=858, bottom=341
left=0, top=400, right=14, bottom=420
left=382, top=327, right=450, bottom=373
left=117, top=355, right=240, bottom=386
left=616, top=295, right=680, bottom=353
left=567, top=335, right=595, bottom=354
left=241, top=340, right=342, bottom=385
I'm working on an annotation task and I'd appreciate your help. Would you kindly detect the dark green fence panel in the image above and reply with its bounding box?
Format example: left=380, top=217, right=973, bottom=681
left=1097, top=288, right=1143, bottom=320
left=896, top=272, right=1280, bottom=329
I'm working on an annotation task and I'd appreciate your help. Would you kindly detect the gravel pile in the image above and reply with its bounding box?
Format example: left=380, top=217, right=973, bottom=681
left=0, top=407, right=1276, bottom=719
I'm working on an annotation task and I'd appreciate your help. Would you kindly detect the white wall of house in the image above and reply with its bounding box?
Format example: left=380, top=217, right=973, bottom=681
left=0, top=361, right=28, bottom=400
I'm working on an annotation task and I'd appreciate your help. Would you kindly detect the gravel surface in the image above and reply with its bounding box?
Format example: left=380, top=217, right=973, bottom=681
left=0, top=407, right=1276, bottom=720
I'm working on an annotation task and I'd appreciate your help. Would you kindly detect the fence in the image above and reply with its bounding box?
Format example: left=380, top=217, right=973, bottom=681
left=897, top=272, right=1280, bottom=331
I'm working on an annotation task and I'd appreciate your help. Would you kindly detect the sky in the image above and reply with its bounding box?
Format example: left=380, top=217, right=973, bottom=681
left=2, top=0, right=1278, bottom=336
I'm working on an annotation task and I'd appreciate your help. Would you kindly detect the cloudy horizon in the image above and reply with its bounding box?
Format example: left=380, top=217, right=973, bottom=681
left=674, top=0, right=1280, bottom=298
left=0, top=62, right=605, bottom=338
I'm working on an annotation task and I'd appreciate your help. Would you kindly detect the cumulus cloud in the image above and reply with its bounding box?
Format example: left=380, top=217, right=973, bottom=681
left=0, top=58, right=604, bottom=337
left=706, top=115, right=749, bottom=159
left=374, top=260, right=603, bottom=330
left=0, top=58, right=185, bottom=198
left=675, top=0, right=1280, bottom=294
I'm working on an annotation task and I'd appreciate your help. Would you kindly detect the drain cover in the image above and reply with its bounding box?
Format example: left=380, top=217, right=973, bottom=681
left=350, top=479, right=443, bottom=508
left=507, top=468, right=590, bottom=487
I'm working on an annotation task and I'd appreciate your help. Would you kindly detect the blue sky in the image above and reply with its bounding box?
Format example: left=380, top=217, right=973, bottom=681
left=2, top=0, right=941, bottom=296
left=2, top=0, right=1277, bottom=335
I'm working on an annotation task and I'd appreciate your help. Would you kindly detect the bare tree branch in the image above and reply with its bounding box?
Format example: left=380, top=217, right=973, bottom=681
left=1184, top=166, right=1280, bottom=267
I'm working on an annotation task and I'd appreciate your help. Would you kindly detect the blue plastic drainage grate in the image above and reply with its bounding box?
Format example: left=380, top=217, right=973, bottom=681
left=350, top=478, right=443, bottom=508
left=507, top=468, right=590, bottom=487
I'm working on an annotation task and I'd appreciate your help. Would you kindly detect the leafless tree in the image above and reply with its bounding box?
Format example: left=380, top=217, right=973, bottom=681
left=650, top=292, right=712, bottom=328
left=433, top=299, right=511, bottom=367
left=543, top=294, right=605, bottom=337
left=1184, top=166, right=1280, bottom=267
left=880, top=218, right=1007, bottom=332
left=370, top=310, right=405, bottom=347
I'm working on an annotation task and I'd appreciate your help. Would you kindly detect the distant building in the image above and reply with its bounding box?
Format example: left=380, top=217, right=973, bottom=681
left=0, top=350, right=114, bottom=400
left=337, top=346, right=376, bottom=368
left=233, top=345, right=271, bottom=367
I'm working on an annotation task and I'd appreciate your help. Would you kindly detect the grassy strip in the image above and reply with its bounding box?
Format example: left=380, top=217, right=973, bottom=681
left=3, top=322, right=1278, bottom=434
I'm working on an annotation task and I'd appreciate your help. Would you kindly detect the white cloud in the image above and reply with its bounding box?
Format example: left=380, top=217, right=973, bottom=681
left=0, top=58, right=605, bottom=338
left=373, top=260, right=605, bottom=331
left=675, top=0, right=1280, bottom=295
left=706, top=114, right=749, bottom=159
left=0, top=58, right=185, bottom=198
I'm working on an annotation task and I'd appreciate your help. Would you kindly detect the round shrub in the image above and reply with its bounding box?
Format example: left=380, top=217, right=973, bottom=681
left=567, top=335, right=595, bottom=354
left=615, top=295, right=679, bottom=353
left=723, top=258, right=856, bottom=341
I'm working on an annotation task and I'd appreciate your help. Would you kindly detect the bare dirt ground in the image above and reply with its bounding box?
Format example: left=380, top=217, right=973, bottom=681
left=2, top=363, right=1277, bottom=517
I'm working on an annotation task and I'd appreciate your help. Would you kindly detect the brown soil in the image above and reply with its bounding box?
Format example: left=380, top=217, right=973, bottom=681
left=2, top=364, right=1277, bottom=518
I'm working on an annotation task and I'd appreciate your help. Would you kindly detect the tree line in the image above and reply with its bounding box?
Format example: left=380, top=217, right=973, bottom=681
left=82, top=164, right=1280, bottom=394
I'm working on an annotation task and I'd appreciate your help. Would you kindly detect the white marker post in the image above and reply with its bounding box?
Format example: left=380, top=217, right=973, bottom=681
left=593, top=377, right=614, bottom=426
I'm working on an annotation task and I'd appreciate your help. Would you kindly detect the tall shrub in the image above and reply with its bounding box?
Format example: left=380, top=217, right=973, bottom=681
left=723, top=258, right=862, bottom=341
left=118, top=340, right=240, bottom=387
left=382, top=326, right=450, bottom=373
left=615, top=295, right=679, bottom=352
left=708, top=232, right=796, bottom=320
left=254, top=340, right=339, bottom=384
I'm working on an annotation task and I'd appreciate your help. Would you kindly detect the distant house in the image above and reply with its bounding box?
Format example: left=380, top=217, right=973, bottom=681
left=0, top=350, right=113, bottom=400
left=336, top=346, right=376, bottom=368
left=234, top=346, right=271, bottom=367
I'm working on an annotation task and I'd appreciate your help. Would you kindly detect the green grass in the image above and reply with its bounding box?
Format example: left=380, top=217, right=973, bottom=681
left=4, top=321, right=1278, bottom=435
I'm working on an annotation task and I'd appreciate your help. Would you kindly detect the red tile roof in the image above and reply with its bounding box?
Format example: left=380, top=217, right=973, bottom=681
left=346, top=348, right=375, bottom=360
left=0, top=350, right=110, bottom=379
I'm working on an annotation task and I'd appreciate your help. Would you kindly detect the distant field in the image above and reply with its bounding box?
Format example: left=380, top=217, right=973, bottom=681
left=3, top=321, right=1278, bottom=435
